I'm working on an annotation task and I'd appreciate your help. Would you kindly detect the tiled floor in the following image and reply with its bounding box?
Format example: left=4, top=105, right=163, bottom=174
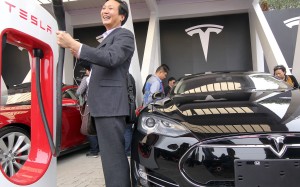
left=57, top=148, right=105, bottom=187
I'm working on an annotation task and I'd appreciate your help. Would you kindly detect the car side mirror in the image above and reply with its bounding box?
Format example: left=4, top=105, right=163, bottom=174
left=152, top=92, right=164, bottom=100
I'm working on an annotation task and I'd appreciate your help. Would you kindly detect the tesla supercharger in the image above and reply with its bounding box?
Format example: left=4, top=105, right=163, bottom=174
left=0, top=0, right=60, bottom=186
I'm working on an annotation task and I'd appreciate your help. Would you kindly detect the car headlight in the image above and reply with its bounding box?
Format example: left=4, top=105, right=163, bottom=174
left=138, top=114, right=190, bottom=137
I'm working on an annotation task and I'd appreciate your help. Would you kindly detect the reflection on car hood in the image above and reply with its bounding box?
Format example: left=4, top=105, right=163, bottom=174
left=0, top=104, right=31, bottom=126
left=148, top=89, right=300, bottom=139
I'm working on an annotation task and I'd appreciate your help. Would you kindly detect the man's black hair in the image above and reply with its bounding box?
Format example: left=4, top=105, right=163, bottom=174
left=85, top=66, right=91, bottom=71
left=107, top=0, right=129, bottom=26
left=161, top=64, right=170, bottom=71
left=156, top=65, right=169, bottom=73
left=168, top=77, right=176, bottom=82
left=78, top=61, right=91, bottom=71
left=273, top=65, right=286, bottom=74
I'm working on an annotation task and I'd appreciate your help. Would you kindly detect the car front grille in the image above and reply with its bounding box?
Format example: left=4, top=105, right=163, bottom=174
left=206, top=180, right=235, bottom=187
left=179, top=133, right=300, bottom=186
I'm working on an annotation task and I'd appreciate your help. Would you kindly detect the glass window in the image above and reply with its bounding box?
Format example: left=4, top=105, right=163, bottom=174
left=62, top=88, right=78, bottom=100
left=1, top=43, right=31, bottom=106
left=173, top=73, right=291, bottom=96
left=249, top=74, right=290, bottom=90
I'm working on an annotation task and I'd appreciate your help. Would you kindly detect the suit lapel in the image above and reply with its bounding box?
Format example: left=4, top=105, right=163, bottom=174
left=97, top=28, right=122, bottom=48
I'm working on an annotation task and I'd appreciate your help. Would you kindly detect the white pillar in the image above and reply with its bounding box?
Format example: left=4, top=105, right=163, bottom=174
left=249, top=15, right=264, bottom=72
left=141, top=0, right=161, bottom=84
left=292, top=17, right=300, bottom=79
left=123, top=0, right=143, bottom=106
left=249, top=0, right=291, bottom=74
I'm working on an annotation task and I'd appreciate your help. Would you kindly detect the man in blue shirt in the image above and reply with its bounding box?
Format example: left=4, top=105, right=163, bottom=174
left=143, top=65, right=169, bottom=105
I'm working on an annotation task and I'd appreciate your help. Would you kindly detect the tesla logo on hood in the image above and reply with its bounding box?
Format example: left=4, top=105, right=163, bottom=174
left=267, top=135, right=286, bottom=157
left=185, top=24, right=224, bottom=62
left=284, top=17, right=300, bottom=28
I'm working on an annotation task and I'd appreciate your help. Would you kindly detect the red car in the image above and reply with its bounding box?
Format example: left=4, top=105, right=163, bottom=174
left=0, top=83, right=87, bottom=177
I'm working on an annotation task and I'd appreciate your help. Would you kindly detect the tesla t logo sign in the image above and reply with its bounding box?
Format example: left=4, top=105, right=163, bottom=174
left=268, top=135, right=285, bottom=154
left=284, top=16, right=300, bottom=28
left=185, top=24, right=224, bottom=62
left=267, top=135, right=291, bottom=158
left=4, top=1, right=52, bottom=34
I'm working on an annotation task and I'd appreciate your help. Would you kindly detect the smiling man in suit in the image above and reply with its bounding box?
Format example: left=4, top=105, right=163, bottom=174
left=56, top=0, right=134, bottom=186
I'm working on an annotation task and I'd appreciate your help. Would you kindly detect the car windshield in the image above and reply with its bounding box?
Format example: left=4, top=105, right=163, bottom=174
left=62, top=87, right=78, bottom=100
left=173, top=72, right=291, bottom=95
left=1, top=83, right=78, bottom=106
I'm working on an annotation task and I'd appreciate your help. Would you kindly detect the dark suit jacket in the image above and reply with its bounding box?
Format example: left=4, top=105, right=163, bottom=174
left=79, top=28, right=135, bottom=117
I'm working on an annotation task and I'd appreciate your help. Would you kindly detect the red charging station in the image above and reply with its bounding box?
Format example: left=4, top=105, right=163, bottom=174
left=0, top=0, right=61, bottom=186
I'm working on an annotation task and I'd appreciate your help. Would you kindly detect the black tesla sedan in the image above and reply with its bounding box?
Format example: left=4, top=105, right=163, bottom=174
left=131, top=71, right=300, bottom=187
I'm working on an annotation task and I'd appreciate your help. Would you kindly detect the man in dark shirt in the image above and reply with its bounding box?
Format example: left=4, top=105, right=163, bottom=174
left=164, top=77, right=176, bottom=96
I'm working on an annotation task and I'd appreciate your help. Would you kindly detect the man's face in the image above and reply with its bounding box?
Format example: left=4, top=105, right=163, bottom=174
left=85, top=69, right=90, bottom=76
left=101, top=0, right=124, bottom=30
left=169, top=80, right=176, bottom=87
left=158, top=71, right=168, bottom=80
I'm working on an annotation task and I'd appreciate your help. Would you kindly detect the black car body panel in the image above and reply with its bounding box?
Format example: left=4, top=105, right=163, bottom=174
left=131, top=72, right=300, bottom=187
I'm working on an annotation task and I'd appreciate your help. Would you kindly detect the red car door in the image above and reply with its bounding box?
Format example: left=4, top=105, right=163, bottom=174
left=61, top=87, right=87, bottom=151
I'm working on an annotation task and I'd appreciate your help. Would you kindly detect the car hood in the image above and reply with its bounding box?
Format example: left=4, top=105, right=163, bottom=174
left=0, top=105, right=31, bottom=127
left=147, top=89, right=300, bottom=140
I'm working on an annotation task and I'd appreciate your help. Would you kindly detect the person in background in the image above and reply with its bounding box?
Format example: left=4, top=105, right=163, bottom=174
left=76, top=66, right=91, bottom=104
left=143, top=65, right=169, bottom=105
left=142, top=64, right=169, bottom=94
left=273, top=65, right=299, bottom=89
left=142, top=74, right=152, bottom=94
left=76, top=66, right=99, bottom=158
left=164, top=77, right=176, bottom=96
left=124, top=73, right=136, bottom=157
left=56, top=0, right=134, bottom=186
